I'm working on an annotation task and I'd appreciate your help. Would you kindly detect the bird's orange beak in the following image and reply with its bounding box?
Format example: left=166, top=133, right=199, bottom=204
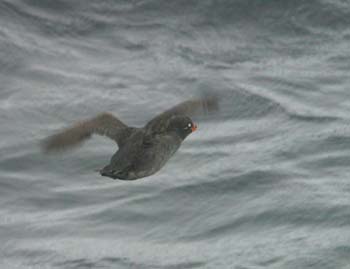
left=191, top=123, right=197, bottom=132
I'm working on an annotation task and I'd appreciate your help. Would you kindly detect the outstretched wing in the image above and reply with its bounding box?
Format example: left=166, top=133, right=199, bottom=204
left=42, top=113, right=129, bottom=153
left=145, top=96, right=219, bottom=133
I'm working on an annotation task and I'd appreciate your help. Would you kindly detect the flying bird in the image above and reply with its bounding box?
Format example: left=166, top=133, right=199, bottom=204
left=42, top=96, right=218, bottom=180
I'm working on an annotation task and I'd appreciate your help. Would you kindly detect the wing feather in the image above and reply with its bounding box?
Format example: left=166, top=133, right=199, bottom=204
left=42, top=113, right=128, bottom=153
left=145, top=96, right=218, bottom=133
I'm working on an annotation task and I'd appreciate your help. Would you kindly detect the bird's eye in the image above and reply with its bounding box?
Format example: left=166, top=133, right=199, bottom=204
left=184, top=123, right=192, bottom=129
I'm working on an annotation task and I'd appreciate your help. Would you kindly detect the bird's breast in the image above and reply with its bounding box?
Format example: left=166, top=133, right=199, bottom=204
left=133, top=135, right=181, bottom=175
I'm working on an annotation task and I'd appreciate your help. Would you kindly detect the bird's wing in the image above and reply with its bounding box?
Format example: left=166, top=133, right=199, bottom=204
left=42, top=113, right=129, bottom=153
left=144, top=96, right=218, bottom=133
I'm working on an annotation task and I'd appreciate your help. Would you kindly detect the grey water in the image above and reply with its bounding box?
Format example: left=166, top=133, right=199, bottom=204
left=1, top=0, right=350, bottom=268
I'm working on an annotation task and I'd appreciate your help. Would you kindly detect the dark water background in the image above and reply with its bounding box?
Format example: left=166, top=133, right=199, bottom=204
left=1, top=0, right=350, bottom=268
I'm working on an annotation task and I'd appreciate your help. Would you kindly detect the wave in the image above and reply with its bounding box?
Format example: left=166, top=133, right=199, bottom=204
left=2, top=0, right=350, bottom=40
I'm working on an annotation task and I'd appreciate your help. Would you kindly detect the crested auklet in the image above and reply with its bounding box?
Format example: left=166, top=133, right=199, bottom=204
left=42, top=96, right=218, bottom=180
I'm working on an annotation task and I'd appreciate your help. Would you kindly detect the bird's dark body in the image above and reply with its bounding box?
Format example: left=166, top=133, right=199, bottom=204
left=42, top=96, right=218, bottom=181
left=102, top=128, right=182, bottom=180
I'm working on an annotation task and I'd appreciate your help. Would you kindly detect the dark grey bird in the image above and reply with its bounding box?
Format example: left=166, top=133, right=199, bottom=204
left=42, top=96, right=218, bottom=180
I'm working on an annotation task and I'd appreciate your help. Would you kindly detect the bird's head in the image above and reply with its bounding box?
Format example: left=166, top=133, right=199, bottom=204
left=166, top=115, right=197, bottom=140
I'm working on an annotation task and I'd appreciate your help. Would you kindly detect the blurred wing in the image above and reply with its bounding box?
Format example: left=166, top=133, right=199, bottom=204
left=145, top=96, right=218, bottom=133
left=42, top=113, right=128, bottom=153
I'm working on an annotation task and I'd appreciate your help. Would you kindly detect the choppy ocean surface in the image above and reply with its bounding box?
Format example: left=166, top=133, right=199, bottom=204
left=1, top=0, right=350, bottom=268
